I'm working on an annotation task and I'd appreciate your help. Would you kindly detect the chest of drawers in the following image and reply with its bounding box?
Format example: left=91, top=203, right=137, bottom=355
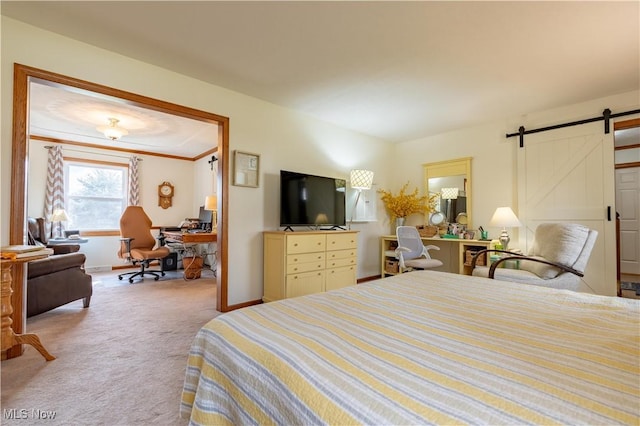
left=263, top=231, right=358, bottom=302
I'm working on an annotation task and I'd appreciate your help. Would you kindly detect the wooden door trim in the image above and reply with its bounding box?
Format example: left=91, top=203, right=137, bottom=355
left=614, top=118, right=640, bottom=296
left=10, top=63, right=231, bottom=312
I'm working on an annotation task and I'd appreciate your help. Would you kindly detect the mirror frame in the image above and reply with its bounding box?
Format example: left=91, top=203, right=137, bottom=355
left=423, top=157, right=472, bottom=228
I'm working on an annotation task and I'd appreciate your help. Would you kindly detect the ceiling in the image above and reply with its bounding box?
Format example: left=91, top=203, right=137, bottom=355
left=29, top=82, right=217, bottom=158
left=3, top=1, right=639, bottom=154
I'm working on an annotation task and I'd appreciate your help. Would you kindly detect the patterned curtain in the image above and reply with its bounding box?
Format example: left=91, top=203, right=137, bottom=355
left=44, top=146, right=65, bottom=238
left=128, top=155, right=140, bottom=206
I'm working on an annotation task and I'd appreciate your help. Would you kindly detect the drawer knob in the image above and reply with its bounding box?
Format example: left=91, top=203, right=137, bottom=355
left=294, top=243, right=298, bottom=247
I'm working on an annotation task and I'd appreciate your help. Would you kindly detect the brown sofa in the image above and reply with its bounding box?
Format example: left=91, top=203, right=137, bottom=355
left=26, top=217, right=93, bottom=317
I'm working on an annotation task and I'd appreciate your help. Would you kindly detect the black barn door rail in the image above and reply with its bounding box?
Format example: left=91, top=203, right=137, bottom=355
left=507, top=108, right=640, bottom=148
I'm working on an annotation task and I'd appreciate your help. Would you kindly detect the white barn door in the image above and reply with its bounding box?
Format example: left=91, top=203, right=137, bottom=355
left=516, top=121, right=616, bottom=295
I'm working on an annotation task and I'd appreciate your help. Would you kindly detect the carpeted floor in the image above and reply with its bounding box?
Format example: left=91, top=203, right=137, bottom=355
left=1, top=276, right=219, bottom=425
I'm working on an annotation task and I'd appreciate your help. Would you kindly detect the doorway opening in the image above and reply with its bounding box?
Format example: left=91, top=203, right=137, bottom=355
left=10, top=64, right=231, bottom=315
left=614, top=118, right=640, bottom=299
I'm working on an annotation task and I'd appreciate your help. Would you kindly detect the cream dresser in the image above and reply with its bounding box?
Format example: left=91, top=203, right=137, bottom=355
left=263, top=230, right=358, bottom=302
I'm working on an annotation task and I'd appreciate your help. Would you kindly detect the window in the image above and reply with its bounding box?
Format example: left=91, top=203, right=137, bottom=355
left=65, top=160, right=128, bottom=230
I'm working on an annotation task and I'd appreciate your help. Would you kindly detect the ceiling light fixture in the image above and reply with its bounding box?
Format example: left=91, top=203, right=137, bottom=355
left=97, top=117, right=128, bottom=140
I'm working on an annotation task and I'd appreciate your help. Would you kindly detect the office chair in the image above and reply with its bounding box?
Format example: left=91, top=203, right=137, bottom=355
left=471, top=223, right=597, bottom=291
left=395, top=226, right=444, bottom=271
left=118, top=206, right=171, bottom=283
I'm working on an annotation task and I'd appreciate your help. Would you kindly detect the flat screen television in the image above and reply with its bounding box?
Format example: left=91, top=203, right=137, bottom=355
left=280, top=170, right=347, bottom=229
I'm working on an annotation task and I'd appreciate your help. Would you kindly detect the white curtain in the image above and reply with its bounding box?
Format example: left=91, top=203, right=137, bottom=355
left=44, top=146, right=65, bottom=238
left=128, top=155, right=140, bottom=206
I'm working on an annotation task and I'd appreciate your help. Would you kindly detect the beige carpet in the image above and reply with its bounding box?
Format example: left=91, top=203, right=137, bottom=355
left=1, top=276, right=219, bottom=425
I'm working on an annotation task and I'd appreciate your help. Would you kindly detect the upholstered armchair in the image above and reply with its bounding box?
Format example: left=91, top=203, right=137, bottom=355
left=471, top=223, right=598, bottom=291
left=26, top=217, right=92, bottom=317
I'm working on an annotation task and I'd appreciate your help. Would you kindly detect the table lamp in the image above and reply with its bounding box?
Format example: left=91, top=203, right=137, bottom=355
left=50, top=208, right=69, bottom=239
left=348, top=169, right=374, bottom=229
left=205, top=195, right=217, bottom=231
left=489, top=206, right=522, bottom=251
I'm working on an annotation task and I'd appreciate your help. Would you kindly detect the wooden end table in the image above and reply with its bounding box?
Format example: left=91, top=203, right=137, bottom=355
left=1, top=258, right=55, bottom=361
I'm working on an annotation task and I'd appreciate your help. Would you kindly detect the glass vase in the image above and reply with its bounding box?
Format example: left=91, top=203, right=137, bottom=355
left=393, top=217, right=405, bottom=234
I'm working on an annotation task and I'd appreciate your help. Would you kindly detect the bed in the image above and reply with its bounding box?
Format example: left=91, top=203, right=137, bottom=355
left=181, top=271, right=639, bottom=425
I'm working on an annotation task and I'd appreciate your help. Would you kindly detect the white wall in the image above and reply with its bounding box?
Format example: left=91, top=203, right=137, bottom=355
left=27, top=139, right=197, bottom=269
left=392, top=91, right=640, bottom=246
left=1, top=18, right=390, bottom=306
left=392, top=121, right=515, bottom=239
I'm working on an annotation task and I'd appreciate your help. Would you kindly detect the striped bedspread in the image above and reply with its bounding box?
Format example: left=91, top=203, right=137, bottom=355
left=181, top=271, right=640, bottom=425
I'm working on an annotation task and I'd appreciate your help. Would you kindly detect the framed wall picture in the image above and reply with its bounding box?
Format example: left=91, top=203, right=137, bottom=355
left=233, top=150, right=260, bottom=187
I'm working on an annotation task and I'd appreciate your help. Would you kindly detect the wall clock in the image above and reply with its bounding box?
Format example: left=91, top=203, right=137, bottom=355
left=158, top=181, right=174, bottom=209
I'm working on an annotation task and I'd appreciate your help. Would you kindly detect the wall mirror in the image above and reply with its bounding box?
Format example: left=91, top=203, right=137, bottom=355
left=423, top=157, right=472, bottom=228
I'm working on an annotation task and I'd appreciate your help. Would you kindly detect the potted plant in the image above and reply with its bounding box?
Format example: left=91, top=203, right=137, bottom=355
left=378, top=182, right=437, bottom=230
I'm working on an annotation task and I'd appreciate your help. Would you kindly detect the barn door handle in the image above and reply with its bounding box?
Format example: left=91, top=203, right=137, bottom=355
left=607, top=206, right=612, bottom=221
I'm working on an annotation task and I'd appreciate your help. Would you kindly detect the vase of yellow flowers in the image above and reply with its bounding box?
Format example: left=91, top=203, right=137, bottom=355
left=378, top=182, right=437, bottom=232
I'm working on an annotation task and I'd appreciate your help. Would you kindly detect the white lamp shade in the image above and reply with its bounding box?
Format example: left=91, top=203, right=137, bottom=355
left=205, top=195, right=217, bottom=211
left=350, top=169, right=374, bottom=190
left=441, top=187, right=459, bottom=200
left=489, top=207, right=522, bottom=228
left=51, top=209, right=69, bottom=222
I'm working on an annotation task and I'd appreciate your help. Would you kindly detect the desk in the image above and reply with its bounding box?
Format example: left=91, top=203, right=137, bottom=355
left=380, top=235, right=491, bottom=277
left=1, top=258, right=55, bottom=361
left=162, top=231, right=217, bottom=278
left=162, top=231, right=216, bottom=244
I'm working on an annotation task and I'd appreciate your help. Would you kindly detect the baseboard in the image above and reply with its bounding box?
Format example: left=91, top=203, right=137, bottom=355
left=85, top=265, right=113, bottom=273
left=357, top=274, right=381, bottom=284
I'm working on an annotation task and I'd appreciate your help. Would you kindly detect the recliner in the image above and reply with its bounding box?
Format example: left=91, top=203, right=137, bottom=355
left=118, top=206, right=170, bottom=283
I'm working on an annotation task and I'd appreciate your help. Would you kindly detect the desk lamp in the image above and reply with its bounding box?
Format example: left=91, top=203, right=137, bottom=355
left=349, top=169, right=374, bottom=230
left=205, top=195, right=217, bottom=231
left=489, top=207, right=522, bottom=251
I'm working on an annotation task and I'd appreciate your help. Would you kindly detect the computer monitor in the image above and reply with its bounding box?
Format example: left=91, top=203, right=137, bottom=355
left=198, top=206, right=212, bottom=230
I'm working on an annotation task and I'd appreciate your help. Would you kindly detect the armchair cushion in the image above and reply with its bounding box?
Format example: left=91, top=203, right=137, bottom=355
left=28, top=252, right=86, bottom=278
left=520, top=223, right=590, bottom=279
